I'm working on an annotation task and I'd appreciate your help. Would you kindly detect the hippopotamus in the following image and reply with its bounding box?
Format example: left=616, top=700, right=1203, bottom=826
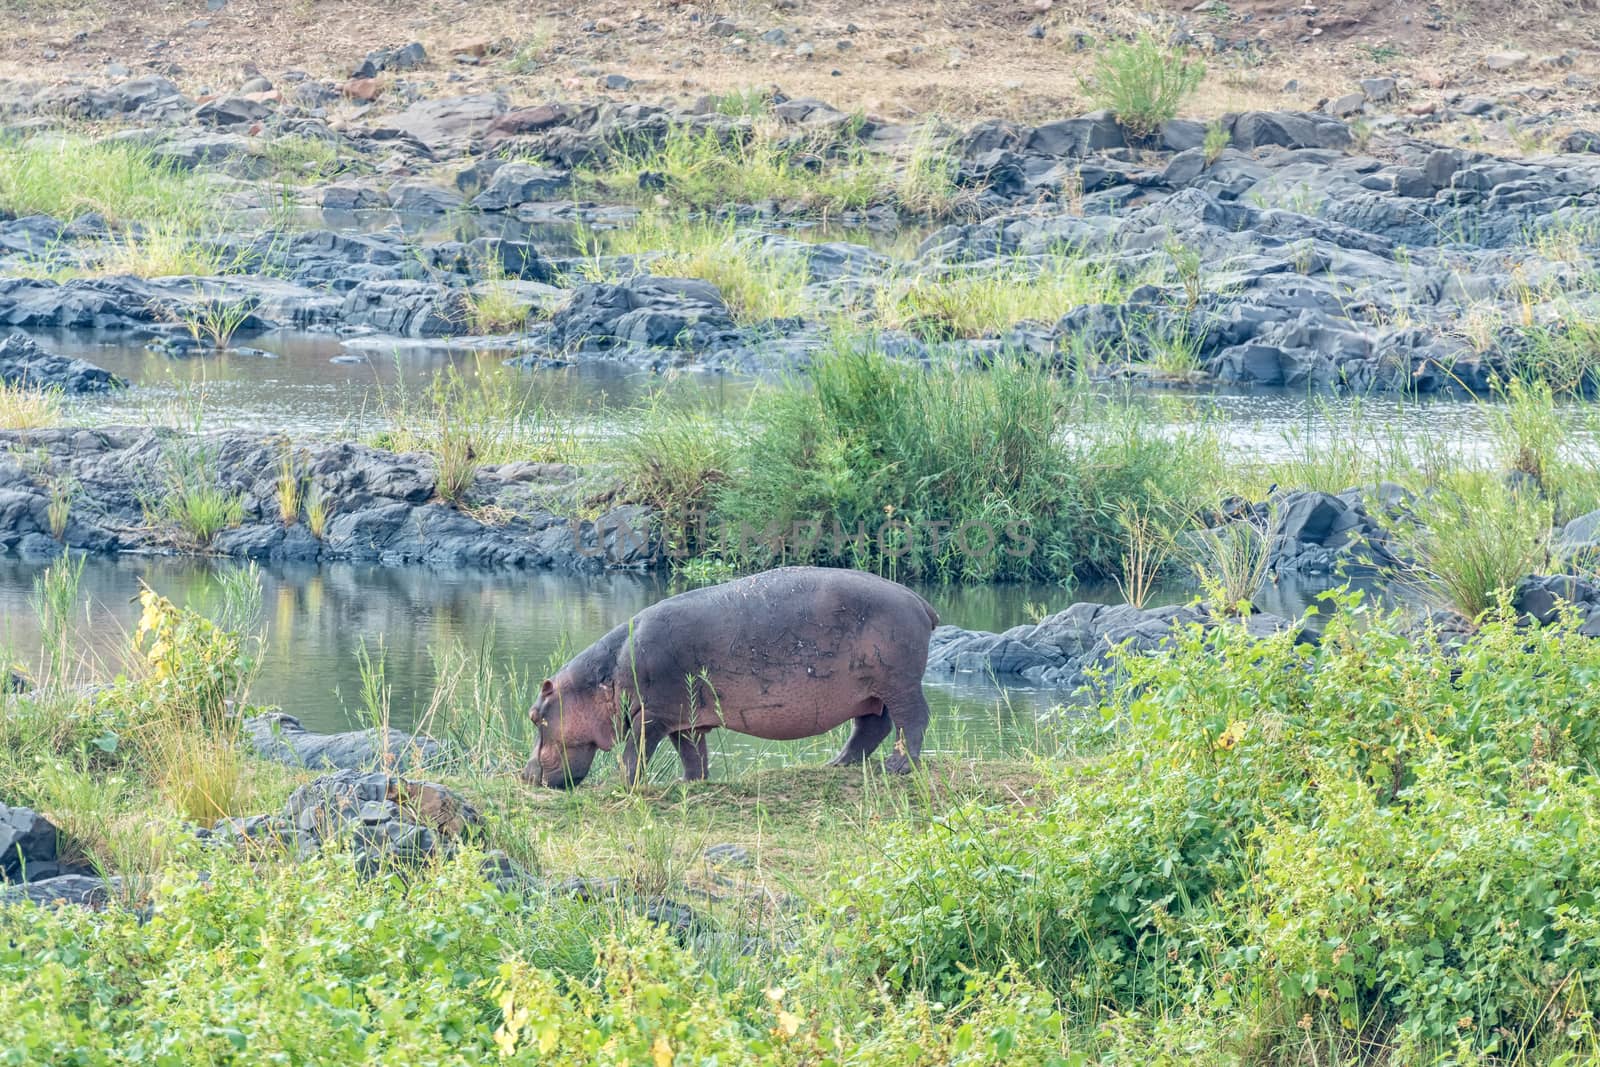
left=523, top=566, right=939, bottom=788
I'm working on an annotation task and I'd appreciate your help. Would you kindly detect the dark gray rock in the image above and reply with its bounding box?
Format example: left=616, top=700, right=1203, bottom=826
left=926, top=601, right=1297, bottom=691
left=1227, top=111, right=1352, bottom=150
left=388, top=182, right=466, bottom=214
left=0, top=804, right=58, bottom=882
left=472, top=163, right=570, bottom=211
left=1513, top=575, right=1600, bottom=637
left=206, top=769, right=480, bottom=876
left=0, top=874, right=119, bottom=909
left=540, top=274, right=741, bottom=354
left=192, top=95, right=272, bottom=126
left=0, top=427, right=664, bottom=572
left=242, top=712, right=448, bottom=771
left=0, top=334, right=124, bottom=393
left=369, top=93, right=507, bottom=152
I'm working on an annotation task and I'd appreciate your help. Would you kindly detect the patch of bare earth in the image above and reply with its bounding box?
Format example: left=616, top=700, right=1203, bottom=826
left=0, top=0, right=1595, bottom=125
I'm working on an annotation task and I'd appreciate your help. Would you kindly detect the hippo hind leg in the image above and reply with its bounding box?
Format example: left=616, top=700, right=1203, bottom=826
left=882, top=688, right=931, bottom=775
left=673, top=731, right=711, bottom=782
left=827, top=700, right=892, bottom=766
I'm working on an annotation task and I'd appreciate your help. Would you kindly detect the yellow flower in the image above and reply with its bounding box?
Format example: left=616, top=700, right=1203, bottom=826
left=651, top=1034, right=673, bottom=1067
left=1215, top=720, right=1247, bottom=751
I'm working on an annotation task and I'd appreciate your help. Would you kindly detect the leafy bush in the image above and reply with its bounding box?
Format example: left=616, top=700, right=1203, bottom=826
left=712, top=342, right=1218, bottom=581
left=842, top=600, right=1600, bottom=1059
left=0, top=849, right=1069, bottom=1064
left=1080, top=34, right=1205, bottom=138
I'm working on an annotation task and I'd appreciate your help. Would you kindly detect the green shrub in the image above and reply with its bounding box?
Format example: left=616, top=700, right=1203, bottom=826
left=712, top=341, right=1217, bottom=582
left=1080, top=34, right=1205, bottom=138
left=610, top=396, right=739, bottom=524
left=841, top=601, right=1600, bottom=1059
left=0, top=849, right=1069, bottom=1064
left=1379, top=474, right=1553, bottom=618
left=369, top=362, right=585, bottom=503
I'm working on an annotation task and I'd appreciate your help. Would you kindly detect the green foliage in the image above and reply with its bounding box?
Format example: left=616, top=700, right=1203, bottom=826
left=711, top=342, right=1217, bottom=581
left=1202, top=119, right=1230, bottom=163
left=609, top=395, right=739, bottom=527
left=875, top=253, right=1133, bottom=341
left=369, top=362, right=585, bottom=502
left=584, top=213, right=814, bottom=323
left=0, top=380, right=64, bottom=429
left=843, top=601, right=1600, bottom=1060
left=575, top=122, right=887, bottom=216
left=0, top=850, right=1068, bottom=1064
left=147, top=439, right=246, bottom=546
left=1380, top=474, right=1553, bottom=618
left=1080, top=34, right=1206, bottom=138
left=0, top=136, right=207, bottom=226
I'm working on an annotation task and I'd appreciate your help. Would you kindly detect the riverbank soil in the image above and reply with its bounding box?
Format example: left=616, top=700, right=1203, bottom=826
left=1, top=0, right=1596, bottom=127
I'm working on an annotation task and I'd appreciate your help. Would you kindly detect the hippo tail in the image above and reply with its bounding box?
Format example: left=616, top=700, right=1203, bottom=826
left=917, top=593, right=940, bottom=630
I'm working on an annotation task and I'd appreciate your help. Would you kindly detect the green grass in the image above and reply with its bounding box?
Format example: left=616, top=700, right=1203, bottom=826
left=1379, top=472, right=1554, bottom=618
left=0, top=136, right=211, bottom=226
left=704, top=338, right=1223, bottom=582
left=1079, top=33, right=1205, bottom=138
left=874, top=252, right=1134, bottom=341
left=9, top=549, right=1600, bottom=1063
left=574, top=122, right=889, bottom=217
left=144, top=439, right=247, bottom=546
left=0, top=381, right=64, bottom=428
left=581, top=213, right=815, bottom=323
left=368, top=361, right=588, bottom=503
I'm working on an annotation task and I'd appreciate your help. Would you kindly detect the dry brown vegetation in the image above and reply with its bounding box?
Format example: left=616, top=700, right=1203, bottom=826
left=0, top=0, right=1595, bottom=126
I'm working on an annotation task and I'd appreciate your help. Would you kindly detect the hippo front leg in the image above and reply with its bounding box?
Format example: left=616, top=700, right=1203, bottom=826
left=620, top=720, right=668, bottom=789
left=672, top=731, right=710, bottom=782
left=883, top=689, right=931, bottom=775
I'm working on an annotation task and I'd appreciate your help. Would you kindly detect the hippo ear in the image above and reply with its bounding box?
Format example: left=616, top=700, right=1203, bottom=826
left=540, top=678, right=554, bottom=699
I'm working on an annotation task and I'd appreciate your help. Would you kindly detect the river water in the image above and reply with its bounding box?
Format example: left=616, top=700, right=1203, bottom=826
left=0, top=316, right=1505, bottom=772
left=0, top=551, right=1350, bottom=774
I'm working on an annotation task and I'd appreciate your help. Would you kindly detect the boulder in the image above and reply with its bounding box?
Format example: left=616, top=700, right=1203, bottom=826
left=0, top=804, right=58, bottom=882
left=472, top=163, right=570, bottom=211
left=203, top=769, right=481, bottom=875
left=242, top=712, right=448, bottom=771
left=373, top=93, right=507, bottom=152
left=0, top=334, right=124, bottom=393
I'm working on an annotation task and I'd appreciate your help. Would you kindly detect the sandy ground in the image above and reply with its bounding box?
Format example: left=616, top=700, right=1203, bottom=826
left=0, top=0, right=1596, bottom=125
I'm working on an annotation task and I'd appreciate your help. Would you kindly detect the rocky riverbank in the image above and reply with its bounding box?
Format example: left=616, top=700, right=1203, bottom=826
left=0, top=425, right=661, bottom=570
left=0, top=65, right=1597, bottom=390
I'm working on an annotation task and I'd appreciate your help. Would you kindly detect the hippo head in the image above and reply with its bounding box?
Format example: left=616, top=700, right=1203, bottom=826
left=523, top=671, right=617, bottom=789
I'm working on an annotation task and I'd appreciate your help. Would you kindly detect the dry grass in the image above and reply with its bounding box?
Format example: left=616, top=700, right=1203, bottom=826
left=0, top=381, right=63, bottom=429
left=2, top=0, right=1592, bottom=128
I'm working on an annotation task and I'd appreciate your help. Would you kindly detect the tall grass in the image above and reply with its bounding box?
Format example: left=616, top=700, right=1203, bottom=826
left=584, top=214, right=814, bottom=324
left=1079, top=34, right=1205, bottom=138
left=1381, top=474, right=1553, bottom=618
left=608, top=396, right=739, bottom=533
left=0, top=136, right=206, bottom=225
left=369, top=361, right=586, bottom=503
left=144, top=439, right=246, bottom=546
left=0, top=381, right=63, bottom=428
left=28, top=555, right=85, bottom=691
left=575, top=122, right=886, bottom=215
left=874, top=253, right=1132, bottom=341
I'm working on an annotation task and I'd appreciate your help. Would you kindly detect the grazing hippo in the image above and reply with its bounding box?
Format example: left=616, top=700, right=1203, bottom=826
left=523, top=566, right=939, bottom=789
